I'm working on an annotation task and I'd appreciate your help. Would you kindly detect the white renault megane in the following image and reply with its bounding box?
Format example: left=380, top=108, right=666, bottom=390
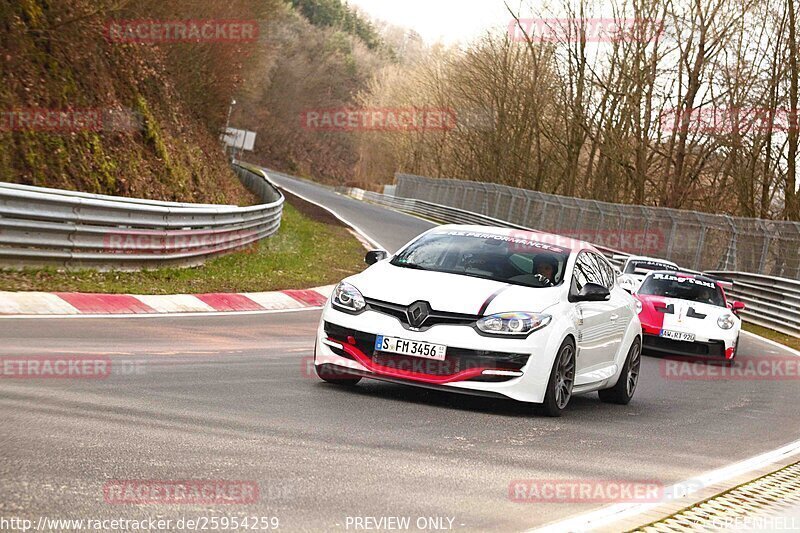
left=314, top=225, right=642, bottom=416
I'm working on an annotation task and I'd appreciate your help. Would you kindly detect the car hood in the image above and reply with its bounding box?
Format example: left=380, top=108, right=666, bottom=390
left=346, top=261, right=563, bottom=315
left=635, top=294, right=737, bottom=330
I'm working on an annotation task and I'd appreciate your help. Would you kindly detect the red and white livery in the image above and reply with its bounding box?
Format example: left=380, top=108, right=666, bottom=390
left=634, top=271, right=745, bottom=362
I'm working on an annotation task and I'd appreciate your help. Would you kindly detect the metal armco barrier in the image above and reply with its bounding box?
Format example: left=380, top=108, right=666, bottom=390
left=704, top=272, right=800, bottom=337
left=342, top=187, right=799, bottom=338
left=0, top=162, right=283, bottom=270
left=340, top=188, right=628, bottom=262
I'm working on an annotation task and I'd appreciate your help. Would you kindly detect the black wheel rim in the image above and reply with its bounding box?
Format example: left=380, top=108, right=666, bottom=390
left=555, top=344, right=575, bottom=409
left=626, top=342, right=641, bottom=397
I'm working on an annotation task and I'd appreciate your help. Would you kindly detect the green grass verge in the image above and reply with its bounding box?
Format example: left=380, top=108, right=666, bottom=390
left=0, top=202, right=366, bottom=294
left=742, top=322, right=800, bottom=352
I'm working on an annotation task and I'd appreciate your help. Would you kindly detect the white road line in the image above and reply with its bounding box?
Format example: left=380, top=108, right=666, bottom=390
left=264, top=170, right=387, bottom=251
left=531, top=437, right=800, bottom=532
left=531, top=330, right=800, bottom=532
left=275, top=298, right=793, bottom=533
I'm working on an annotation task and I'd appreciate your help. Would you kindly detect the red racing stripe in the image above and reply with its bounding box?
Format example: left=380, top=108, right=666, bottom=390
left=195, top=293, right=264, bottom=312
left=335, top=339, right=503, bottom=385
left=283, top=289, right=328, bottom=307
left=55, top=293, right=156, bottom=314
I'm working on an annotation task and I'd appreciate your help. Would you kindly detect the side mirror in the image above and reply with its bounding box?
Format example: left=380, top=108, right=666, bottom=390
left=575, top=283, right=611, bottom=302
left=365, top=249, right=388, bottom=266
left=731, top=301, right=746, bottom=314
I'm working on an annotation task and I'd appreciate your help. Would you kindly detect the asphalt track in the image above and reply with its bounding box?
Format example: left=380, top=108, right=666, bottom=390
left=0, top=172, right=798, bottom=532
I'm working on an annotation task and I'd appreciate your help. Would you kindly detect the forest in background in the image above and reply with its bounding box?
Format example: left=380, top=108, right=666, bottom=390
left=348, top=0, right=799, bottom=220
left=2, top=0, right=798, bottom=221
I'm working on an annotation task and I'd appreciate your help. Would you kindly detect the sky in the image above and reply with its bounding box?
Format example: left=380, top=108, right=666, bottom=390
left=347, top=0, right=524, bottom=45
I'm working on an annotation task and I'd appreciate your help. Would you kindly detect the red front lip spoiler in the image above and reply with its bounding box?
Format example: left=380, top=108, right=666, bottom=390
left=328, top=338, right=512, bottom=385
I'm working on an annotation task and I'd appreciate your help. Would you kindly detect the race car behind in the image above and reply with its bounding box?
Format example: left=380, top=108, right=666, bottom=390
left=633, top=271, right=745, bottom=362
left=618, top=256, right=680, bottom=293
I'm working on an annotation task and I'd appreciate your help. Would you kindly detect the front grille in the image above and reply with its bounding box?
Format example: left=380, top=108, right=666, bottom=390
left=364, top=298, right=480, bottom=331
left=323, top=321, right=529, bottom=380
left=324, top=322, right=377, bottom=359
left=643, top=334, right=725, bottom=357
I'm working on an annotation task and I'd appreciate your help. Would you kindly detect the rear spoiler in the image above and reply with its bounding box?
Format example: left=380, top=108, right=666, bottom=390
left=703, top=273, right=734, bottom=289
left=669, top=270, right=734, bottom=289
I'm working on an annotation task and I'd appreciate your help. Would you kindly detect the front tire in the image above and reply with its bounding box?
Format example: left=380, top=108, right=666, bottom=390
left=539, top=338, right=576, bottom=417
left=599, top=338, right=641, bottom=405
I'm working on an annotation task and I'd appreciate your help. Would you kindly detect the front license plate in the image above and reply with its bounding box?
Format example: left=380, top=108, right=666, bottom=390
left=375, top=336, right=447, bottom=361
left=660, top=329, right=696, bottom=342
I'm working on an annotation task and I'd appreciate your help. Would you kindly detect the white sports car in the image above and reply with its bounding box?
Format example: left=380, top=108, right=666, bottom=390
left=634, top=271, right=745, bottom=363
left=314, top=225, right=642, bottom=416
left=618, top=255, right=680, bottom=293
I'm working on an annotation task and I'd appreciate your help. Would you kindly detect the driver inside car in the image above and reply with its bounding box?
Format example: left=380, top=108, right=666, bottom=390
left=696, top=286, right=717, bottom=305
left=532, top=255, right=558, bottom=286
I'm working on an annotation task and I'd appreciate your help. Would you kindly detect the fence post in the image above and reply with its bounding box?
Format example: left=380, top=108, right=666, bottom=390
left=664, top=211, right=678, bottom=260
left=720, top=215, right=738, bottom=271
left=691, top=212, right=707, bottom=271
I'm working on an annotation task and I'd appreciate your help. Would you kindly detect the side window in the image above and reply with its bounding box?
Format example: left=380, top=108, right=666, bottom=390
left=589, top=252, right=615, bottom=289
left=573, top=251, right=613, bottom=291
left=573, top=252, right=601, bottom=292
left=601, top=257, right=616, bottom=289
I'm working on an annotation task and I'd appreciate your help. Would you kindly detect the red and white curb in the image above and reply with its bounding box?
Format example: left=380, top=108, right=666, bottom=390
left=0, top=285, right=336, bottom=316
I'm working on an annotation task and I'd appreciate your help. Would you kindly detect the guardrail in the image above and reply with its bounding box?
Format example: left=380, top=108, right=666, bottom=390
left=0, top=162, right=283, bottom=270
left=394, top=173, right=800, bottom=280
left=339, top=188, right=629, bottom=263
left=341, top=187, right=799, bottom=338
left=704, top=272, right=800, bottom=337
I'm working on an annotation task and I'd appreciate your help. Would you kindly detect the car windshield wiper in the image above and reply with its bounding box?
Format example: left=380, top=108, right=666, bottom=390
left=391, top=261, right=431, bottom=271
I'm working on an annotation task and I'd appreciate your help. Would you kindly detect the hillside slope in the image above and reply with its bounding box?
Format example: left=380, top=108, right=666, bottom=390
left=0, top=0, right=267, bottom=204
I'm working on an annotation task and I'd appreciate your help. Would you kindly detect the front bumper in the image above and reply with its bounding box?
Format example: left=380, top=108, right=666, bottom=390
left=314, top=304, right=559, bottom=403
left=641, top=332, right=737, bottom=360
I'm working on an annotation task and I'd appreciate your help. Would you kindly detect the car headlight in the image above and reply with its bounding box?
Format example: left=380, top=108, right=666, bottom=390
left=332, top=282, right=365, bottom=313
left=717, top=314, right=735, bottom=330
left=476, top=312, right=551, bottom=337
left=635, top=299, right=643, bottom=314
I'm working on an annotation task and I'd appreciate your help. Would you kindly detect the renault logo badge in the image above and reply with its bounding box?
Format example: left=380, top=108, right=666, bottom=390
left=407, top=301, right=431, bottom=328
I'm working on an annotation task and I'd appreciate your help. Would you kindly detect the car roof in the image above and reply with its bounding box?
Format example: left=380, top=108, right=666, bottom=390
left=625, top=255, right=678, bottom=266
left=432, top=224, right=595, bottom=254
left=644, top=270, right=723, bottom=287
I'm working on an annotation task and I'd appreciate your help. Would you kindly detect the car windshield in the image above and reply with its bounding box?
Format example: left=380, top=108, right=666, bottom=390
left=390, top=230, right=570, bottom=288
left=638, top=273, right=725, bottom=306
left=624, top=259, right=678, bottom=275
